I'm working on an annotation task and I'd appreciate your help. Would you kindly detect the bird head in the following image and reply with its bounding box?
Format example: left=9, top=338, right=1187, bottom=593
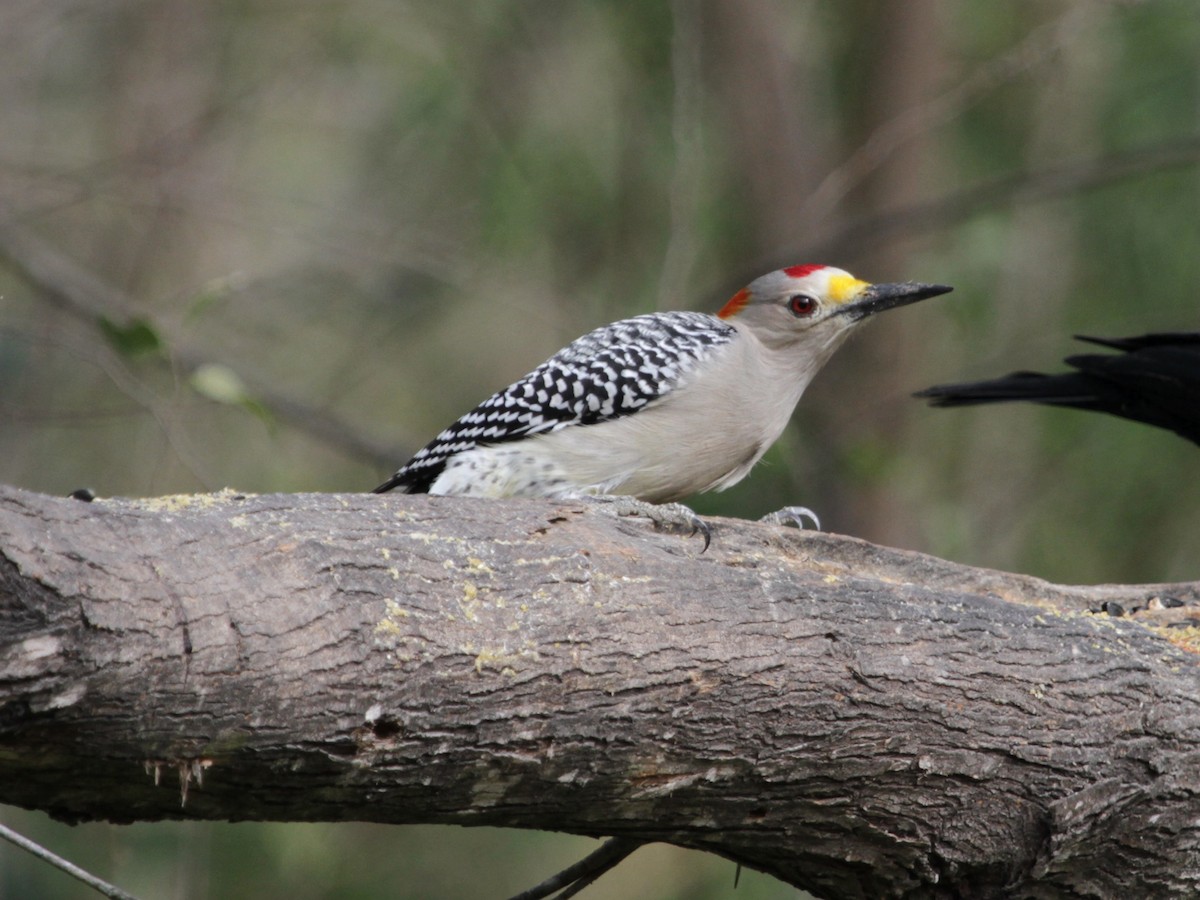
left=717, top=264, right=952, bottom=351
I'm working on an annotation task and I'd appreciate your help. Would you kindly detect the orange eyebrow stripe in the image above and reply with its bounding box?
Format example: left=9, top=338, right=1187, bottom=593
left=717, top=287, right=751, bottom=319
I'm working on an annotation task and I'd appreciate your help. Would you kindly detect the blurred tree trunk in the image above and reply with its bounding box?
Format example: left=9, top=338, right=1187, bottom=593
left=966, top=5, right=1109, bottom=563
left=817, top=0, right=946, bottom=548
left=2, top=486, right=1198, bottom=899
left=707, top=0, right=829, bottom=256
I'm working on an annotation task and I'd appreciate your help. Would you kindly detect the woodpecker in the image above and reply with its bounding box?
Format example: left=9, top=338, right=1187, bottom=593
left=916, top=332, right=1200, bottom=446
left=375, top=265, right=952, bottom=540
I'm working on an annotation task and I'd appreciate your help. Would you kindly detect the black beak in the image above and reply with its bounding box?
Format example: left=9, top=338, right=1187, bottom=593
left=838, top=282, right=953, bottom=322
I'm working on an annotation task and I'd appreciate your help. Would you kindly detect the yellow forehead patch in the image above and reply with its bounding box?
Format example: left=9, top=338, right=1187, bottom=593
left=827, top=274, right=870, bottom=305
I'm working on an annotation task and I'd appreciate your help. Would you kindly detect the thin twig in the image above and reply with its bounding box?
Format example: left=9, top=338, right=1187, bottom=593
left=799, top=4, right=1095, bottom=226
left=0, top=822, right=142, bottom=900
left=505, top=838, right=644, bottom=900
left=798, top=136, right=1200, bottom=262
left=0, top=206, right=408, bottom=471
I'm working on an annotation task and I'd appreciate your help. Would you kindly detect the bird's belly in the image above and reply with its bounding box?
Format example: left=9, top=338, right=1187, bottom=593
left=428, top=339, right=807, bottom=503
left=426, top=408, right=773, bottom=503
left=525, top=398, right=783, bottom=503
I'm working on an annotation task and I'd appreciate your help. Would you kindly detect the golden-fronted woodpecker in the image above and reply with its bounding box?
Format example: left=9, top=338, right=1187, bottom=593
left=375, top=265, right=952, bottom=542
left=917, top=333, right=1200, bottom=445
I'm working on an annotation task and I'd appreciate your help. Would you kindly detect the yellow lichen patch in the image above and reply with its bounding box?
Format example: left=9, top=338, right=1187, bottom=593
left=374, top=598, right=410, bottom=637
left=592, top=572, right=652, bottom=586
left=374, top=619, right=404, bottom=637
left=1156, top=624, right=1200, bottom=655
left=459, top=581, right=482, bottom=621
left=406, top=531, right=467, bottom=545
left=466, top=557, right=495, bottom=576
left=513, top=555, right=584, bottom=567
left=472, top=644, right=540, bottom=675
left=136, top=488, right=249, bottom=514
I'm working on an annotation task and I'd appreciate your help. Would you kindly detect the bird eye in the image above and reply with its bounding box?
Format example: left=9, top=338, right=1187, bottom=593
left=788, top=294, right=818, bottom=317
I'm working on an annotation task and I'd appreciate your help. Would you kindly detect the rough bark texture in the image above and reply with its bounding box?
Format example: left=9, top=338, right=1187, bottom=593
left=1, top=485, right=1198, bottom=899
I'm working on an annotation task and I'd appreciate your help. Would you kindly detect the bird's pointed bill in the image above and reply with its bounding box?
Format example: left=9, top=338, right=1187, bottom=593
left=838, top=281, right=953, bottom=321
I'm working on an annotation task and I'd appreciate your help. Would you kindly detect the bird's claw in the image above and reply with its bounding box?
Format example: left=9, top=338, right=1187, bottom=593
left=759, top=505, right=821, bottom=531
left=656, top=502, right=712, bottom=552
left=589, top=496, right=712, bottom=553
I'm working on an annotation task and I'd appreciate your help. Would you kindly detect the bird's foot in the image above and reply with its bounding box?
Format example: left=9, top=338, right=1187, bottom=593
left=587, top=495, right=712, bottom=552
left=759, top=505, right=821, bottom=531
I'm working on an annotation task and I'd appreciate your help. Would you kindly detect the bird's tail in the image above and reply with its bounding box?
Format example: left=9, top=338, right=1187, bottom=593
left=372, top=474, right=409, bottom=494
left=914, top=371, right=1095, bottom=408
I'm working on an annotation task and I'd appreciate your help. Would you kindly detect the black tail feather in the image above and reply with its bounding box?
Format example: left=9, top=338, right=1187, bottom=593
left=916, top=333, right=1200, bottom=447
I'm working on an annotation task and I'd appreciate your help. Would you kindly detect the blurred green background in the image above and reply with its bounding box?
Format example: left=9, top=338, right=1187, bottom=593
left=1, top=1, right=1198, bottom=897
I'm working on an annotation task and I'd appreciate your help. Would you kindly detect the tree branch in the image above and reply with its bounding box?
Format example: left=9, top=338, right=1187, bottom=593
left=505, top=837, right=643, bottom=900
left=1, top=485, right=1198, bottom=898
left=0, top=822, right=141, bottom=900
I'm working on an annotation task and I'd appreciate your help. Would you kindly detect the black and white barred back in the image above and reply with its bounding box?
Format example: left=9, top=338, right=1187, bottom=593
left=374, top=311, right=736, bottom=494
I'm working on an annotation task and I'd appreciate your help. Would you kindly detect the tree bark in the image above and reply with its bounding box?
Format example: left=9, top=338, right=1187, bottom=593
left=1, top=485, right=1198, bottom=899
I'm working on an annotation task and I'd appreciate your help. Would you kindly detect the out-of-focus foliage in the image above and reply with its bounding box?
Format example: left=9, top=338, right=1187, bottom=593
left=1, top=1, right=1198, bottom=897
left=1, top=808, right=781, bottom=900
